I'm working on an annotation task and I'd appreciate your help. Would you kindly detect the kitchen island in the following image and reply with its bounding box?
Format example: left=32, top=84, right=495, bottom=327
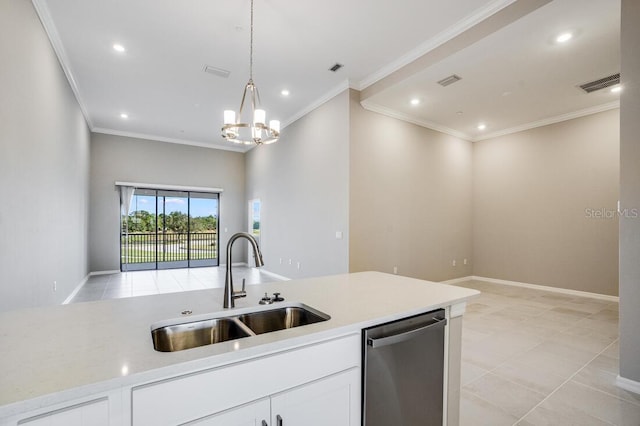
left=0, top=271, right=478, bottom=425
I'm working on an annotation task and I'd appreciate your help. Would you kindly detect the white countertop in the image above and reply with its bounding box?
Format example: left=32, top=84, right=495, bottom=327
left=0, top=271, right=478, bottom=417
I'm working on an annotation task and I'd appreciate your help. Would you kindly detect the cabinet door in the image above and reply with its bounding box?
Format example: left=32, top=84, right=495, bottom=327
left=186, top=398, right=270, bottom=426
left=270, top=368, right=360, bottom=426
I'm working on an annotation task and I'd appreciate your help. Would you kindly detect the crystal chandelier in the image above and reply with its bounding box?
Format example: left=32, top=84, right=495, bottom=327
left=222, top=0, right=279, bottom=145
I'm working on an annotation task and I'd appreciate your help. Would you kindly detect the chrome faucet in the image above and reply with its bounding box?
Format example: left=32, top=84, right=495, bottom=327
left=224, top=232, right=264, bottom=308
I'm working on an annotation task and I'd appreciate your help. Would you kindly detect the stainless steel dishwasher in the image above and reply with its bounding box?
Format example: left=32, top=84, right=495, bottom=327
left=362, top=309, right=447, bottom=426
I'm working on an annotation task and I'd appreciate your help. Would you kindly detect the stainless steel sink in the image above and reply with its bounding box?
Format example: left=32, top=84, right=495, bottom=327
left=151, top=304, right=330, bottom=352
left=152, top=317, right=252, bottom=352
left=236, top=306, right=329, bottom=335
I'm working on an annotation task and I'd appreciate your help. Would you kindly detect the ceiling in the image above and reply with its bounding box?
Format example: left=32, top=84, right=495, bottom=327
left=34, top=0, right=620, bottom=151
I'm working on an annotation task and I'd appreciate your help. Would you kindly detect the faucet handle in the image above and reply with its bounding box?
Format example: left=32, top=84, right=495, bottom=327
left=272, top=292, right=284, bottom=302
left=242, top=278, right=246, bottom=292
left=232, top=278, right=247, bottom=299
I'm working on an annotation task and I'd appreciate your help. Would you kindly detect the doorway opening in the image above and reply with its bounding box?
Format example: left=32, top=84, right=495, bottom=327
left=248, top=199, right=261, bottom=263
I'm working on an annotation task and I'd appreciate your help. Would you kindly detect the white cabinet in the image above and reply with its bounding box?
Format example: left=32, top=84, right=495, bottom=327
left=13, top=398, right=108, bottom=426
left=270, top=368, right=360, bottom=426
left=132, top=334, right=360, bottom=426
left=187, top=398, right=270, bottom=426
left=188, top=369, right=359, bottom=426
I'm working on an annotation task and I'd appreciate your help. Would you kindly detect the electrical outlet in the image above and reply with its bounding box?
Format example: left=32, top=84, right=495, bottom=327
left=288, top=259, right=292, bottom=265
left=463, top=258, right=468, bottom=265
left=53, top=281, right=57, bottom=292
left=452, top=260, right=456, bottom=267
left=279, top=258, right=282, bottom=264
left=297, top=262, right=301, bottom=270
left=393, top=266, right=398, bottom=275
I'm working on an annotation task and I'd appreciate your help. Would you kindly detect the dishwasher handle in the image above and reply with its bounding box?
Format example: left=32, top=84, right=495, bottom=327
left=367, top=317, right=447, bottom=348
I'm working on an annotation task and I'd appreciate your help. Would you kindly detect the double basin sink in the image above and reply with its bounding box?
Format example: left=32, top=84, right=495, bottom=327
left=152, top=303, right=330, bottom=352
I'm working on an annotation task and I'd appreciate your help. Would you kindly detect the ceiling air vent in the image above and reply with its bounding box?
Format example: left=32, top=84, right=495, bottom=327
left=579, top=73, right=620, bottom=93
left=437, top=74, right=462, bottom=87
left=329, top=63, right=344, bottom=72
left=203, top=65, right=231, bottom=78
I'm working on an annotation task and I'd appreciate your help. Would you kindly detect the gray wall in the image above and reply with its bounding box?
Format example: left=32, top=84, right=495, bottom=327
left=619, top=0, right=640, bottom=384
left=0, top=1, right=90, bottom=312
left=245, top=91, right=350, bottom=279
left=349, top=90, right=473, bottom=281
left=473, top=110, right=620, bottom=295
left=89, top=134, right=246, bottom=272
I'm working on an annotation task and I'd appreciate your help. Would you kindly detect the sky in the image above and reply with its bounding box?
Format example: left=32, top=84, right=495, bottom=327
left=130, top=194, right=218, bottom=218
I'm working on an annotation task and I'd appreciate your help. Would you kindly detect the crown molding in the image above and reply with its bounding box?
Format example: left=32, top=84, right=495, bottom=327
left=281, top=79, right=356, bottom=129
left=360, top=101, right=472, bottom=141
left=32, top=0, right=94, bottom=129
left=360, top=100, right=620, bottom=143
left=357, top=0, right=518, bottom=90
left=474, top=101, right=621, bottom=141
left=92, top=128, right=247, bottom=153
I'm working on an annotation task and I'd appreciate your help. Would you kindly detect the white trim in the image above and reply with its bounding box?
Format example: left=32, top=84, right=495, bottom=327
left=361, top=101, right=621, bottom=144
left=92, top=128, right=247, bottom=153
left=32, top=0, right=93, bottom=129
left=357, top=0, right=518, bottom=90
left=62, top=273, right=90, bottom=304
left=450, top=302, right=468, bottom=318
left=616, top=376, right=640, bottom=395
left=219, top=262, right=249, bottom=268
left=360, top=101, right=471, bottom=140
left=115, top=181, right=223, bottom=193
left=474, top=102, right=621, bottom=142
left=259, top=269, right=291, bottom=281
left=90, top=270, right=121, bottom=276
left=440, top=276, right=474, bottom=285
left=472, top=276, right=619, bottom=302
left=281, top=80, right=354, bottom=129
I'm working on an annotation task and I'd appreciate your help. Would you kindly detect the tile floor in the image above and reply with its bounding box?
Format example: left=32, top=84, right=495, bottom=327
left=70, top=271, right=638, bottom=425
left=69, top=266, right=282, bottom=303
left=452, top=280, right=639, bottom=426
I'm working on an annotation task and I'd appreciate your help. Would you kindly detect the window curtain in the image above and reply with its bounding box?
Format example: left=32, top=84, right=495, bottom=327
left=119, top=186, right=135, bottom=216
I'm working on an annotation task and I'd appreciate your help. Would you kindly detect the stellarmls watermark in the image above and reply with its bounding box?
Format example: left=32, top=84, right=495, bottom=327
left=585, top=207, right=639, bottom=219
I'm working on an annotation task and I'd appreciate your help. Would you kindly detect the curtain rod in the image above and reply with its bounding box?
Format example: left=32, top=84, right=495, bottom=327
left=115, top=181, right=224, bottom=193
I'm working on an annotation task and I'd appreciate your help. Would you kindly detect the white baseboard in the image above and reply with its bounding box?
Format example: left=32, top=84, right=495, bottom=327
left=62, top=273, right=90, bottom=305
left=616, top=376, right=640, bottom=395
left=219, top=262, right=248, bottom=267
left=440, top=276, right=474, bottom=285
left=471, top=276, right=619, bottom=302
left=90, top=270, right=121, bottom=276
left=259, top=269, right=291, bottom=281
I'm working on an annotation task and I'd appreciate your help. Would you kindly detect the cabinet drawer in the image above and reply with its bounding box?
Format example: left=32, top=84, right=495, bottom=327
left=132, top=334, right=360, bottom=426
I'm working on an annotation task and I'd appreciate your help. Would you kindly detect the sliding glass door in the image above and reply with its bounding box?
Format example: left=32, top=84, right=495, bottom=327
left=188, top=192, right=219, bottom=267
left=157, top=191, right=189, bottom=269
left=121, top=189, right=219, bottom=271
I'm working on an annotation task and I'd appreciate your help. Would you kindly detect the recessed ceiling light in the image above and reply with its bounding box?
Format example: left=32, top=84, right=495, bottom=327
left=556, top=32, right=573, bottom=43
left=120, top=113, right=129, bottom=119
left=610, top=86, right=622, bottom=93
left=477, top=123, right=486, bottom=130
left=281, top=89, right=290, bottom=96
left=410, top=98, right=420, bottom=106
left=113, top=44, right=126, bottom=53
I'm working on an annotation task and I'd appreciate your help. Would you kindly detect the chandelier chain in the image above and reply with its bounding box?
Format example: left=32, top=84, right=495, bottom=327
left=249, top=0, right=254, bottom=81
left=221, top=0, right=279, bottom=145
